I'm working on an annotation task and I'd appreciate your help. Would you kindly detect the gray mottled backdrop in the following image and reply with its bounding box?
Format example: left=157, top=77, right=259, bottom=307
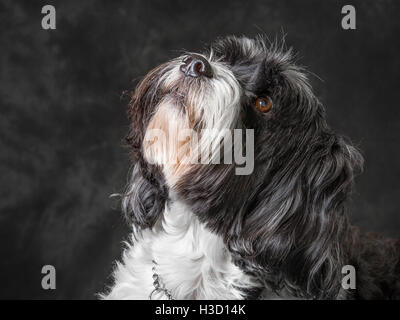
left=0, top=0, right=399, bottom=299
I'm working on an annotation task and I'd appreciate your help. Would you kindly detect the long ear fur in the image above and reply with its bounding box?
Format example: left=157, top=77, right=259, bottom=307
left=122, top=156, right=167, bottom=231
left=122, top=66, right=169, bottom=231
left=230, top=134, right=363, bottom=299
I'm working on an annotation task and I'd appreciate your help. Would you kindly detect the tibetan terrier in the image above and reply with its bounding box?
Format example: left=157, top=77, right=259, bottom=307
left=103, top=36, right=400, bottom=300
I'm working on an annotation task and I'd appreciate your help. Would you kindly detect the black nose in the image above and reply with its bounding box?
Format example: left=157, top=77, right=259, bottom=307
left=180, top=54, right=213, bottom=78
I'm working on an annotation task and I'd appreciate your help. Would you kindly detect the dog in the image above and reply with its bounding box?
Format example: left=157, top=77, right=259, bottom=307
left=102, top=36, right=400, bottom=300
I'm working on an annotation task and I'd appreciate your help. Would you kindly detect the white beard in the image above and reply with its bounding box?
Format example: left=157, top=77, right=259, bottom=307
left=101, top=197, right=257, bottom=300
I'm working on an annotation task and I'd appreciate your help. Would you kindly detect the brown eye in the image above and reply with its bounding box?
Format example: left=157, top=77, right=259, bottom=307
left=255, top=97, right=273, bottom=113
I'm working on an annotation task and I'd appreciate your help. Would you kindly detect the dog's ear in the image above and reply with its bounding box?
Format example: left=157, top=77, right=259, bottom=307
left=295, top=136, right=363, bottom=297
left=122, top=73, right=168, bottom=231
left=122, top=156, right=167, bottom=230
left=230, top=135, right=363, bottom=299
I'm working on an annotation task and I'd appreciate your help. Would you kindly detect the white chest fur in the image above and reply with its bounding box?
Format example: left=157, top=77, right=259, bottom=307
left=104, top=200, right=256, bottom=299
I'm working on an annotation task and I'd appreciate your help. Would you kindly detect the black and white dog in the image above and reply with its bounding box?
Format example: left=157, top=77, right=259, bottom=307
left=103, top=36, right=400, bottom=300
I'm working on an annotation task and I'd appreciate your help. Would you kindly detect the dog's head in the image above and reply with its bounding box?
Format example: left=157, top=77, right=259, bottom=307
left=124, top=36, right=363, bottom=298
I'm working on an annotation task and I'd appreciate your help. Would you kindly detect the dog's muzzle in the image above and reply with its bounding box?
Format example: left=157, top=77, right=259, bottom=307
left=180, top=54, right=213, bottom=78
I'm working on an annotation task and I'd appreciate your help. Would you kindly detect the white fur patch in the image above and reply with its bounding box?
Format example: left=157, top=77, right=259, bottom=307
left=102, top=199, right=257, bottom=300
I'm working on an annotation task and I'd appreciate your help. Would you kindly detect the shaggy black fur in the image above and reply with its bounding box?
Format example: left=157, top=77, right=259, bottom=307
left=123, top=36, right=400, bottom=299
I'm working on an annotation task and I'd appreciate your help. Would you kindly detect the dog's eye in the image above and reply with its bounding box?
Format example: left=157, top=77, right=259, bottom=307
left=255, top=97, right=273, bottom=113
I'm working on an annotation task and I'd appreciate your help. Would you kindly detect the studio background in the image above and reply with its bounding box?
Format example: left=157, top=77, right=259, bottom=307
left=0, top=0, right=399, bottom=299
